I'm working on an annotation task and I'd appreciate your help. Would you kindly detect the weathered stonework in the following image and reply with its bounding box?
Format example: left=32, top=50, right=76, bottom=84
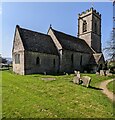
left=24, top=51, right=59, bottom=74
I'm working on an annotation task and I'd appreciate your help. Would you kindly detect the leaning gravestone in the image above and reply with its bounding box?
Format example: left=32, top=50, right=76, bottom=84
left=81, top=76, right=91, bottom=87
left=105, top=70, right=112, bottom=76
left=100, top=70, right=105, bottom=76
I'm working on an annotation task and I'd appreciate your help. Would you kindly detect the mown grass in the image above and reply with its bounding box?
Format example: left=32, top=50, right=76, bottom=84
left=2, top=70, right=115, bottom=118
left=107, top=80, right=115, bottom=94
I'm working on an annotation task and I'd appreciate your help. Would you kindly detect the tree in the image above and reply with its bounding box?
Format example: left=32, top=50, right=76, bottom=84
left=2, top=58, right=7, bottom=64
left=103, top=1, right=115, bottom=61
left=103, top=30, right=115, bottom=61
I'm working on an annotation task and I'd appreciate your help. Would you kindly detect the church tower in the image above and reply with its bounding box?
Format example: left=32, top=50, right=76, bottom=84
left=78, top=7, right=101, bottom=53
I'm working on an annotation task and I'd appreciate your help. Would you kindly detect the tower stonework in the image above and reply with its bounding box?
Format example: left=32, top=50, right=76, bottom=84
left=78, top=8, right=101, bottom=53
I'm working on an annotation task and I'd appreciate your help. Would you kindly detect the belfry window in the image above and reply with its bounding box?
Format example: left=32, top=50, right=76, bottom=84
left=15, top=54, right=20, bottom=64
left=36, top=57, right=40, bottom=65
left=94, top=23, right=97, bottom=33
left=83, top=20, right=87, bottom=32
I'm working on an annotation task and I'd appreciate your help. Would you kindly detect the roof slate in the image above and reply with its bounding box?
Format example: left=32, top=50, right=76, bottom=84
left=51, top=28, right=93, bottom=53
left=18, top=26, right=59, bottom=55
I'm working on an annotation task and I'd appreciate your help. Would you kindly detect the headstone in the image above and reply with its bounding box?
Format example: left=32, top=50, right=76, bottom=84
left=81, top=76, right=91, bottom=87
left=107, top=73, right=112, bottom=76
left=44, top=72, right=46, bottom=75
left=84, top=71, right=87, bottom=73
left=96, top=72, right=99, bottom=75
left=66, top=73, right=68, bottom=75
left=74, top=70, right=77, bottom=76
left=77, top=71, right=80, bottom=79
left=106, top=70, right=111, bottom=76
left=90, top=71, right=94, bottom=73
left=100, top=70, right=105, bottom=76
left=73, top=76, right=80, bottom=84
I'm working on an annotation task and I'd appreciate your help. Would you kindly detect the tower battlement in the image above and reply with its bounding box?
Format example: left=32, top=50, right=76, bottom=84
left=78, top=7, right=101, bottom=18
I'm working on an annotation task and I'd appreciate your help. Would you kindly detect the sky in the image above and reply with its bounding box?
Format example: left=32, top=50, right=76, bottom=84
left=1, top=2, right=113, bottom=59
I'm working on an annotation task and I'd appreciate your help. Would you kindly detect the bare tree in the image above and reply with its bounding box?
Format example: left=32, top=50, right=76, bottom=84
left=103, top=30, right=115, bottom=61
left=103, top=1, right=115, bottom=61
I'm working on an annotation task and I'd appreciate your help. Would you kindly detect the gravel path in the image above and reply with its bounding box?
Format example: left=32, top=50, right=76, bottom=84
left=99, top=79, right=115, bottom=102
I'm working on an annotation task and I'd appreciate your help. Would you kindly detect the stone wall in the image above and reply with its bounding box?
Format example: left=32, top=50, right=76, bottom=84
left=12, top=28, right=25, bottom=75
left=24, top=51, right=59, bottom=75
left=60, top=50, right=91, bottom=73
left=12, top=51, right=25, bottom=75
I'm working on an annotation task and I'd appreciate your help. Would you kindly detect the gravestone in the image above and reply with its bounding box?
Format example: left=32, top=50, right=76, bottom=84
left=73, top=71, right=81, bottom=84
left=44, top=72, right=47, bottom=75
left=77, top=71, right=80, bottom=79
left=100, top=70, right=105, bottom=76
left=106, top=70, right=110, bottom=75
left=74, top=70, right=77, bottom=76
left=81, top=76, right=91, bottom=87
left=84, top=71, right=87, bottom=73
left=96, top=72, right=99, bottom=75
left=73, top=76, right=80, bottom=84
left=105, top=70, right=112, bottom=76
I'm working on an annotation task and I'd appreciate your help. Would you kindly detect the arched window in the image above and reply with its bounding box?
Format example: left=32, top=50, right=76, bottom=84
left=83, top=20, right=87, bottom=32
left=36, top=57, right=40, bottom=65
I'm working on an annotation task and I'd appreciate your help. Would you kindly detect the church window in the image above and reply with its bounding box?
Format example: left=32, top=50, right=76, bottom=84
left=53, top=59, right=55, bottom=67
left=83, top=20, right=87, bottom=32
left=15, top=54, right=20, bottom=64
left=71, top=54, right=74, bottom=67
left=36, top=57, right=40, bottom=65
left=80, top=55, right=82, bottom=66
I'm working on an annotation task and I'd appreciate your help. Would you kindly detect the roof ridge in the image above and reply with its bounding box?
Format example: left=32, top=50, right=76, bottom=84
left=20, top=26, right=50, bottom=37
left=52, top=28, right=87, bottom=42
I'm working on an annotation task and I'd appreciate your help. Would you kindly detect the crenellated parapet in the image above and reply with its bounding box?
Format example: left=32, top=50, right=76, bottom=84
left=78, top=7, right=101, bottom=18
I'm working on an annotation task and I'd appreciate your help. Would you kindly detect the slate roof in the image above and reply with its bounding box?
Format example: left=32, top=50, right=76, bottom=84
left=51, top=28, right=94, bottom=53
left=17, top=26, right=59, bottom=55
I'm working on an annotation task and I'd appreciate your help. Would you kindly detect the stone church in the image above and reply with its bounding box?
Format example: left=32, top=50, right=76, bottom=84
left=12, top=7, right=105, bottom=75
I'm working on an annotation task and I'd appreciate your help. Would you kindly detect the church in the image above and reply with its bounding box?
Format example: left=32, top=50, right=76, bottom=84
left=12, top=7, right=105, bottom=75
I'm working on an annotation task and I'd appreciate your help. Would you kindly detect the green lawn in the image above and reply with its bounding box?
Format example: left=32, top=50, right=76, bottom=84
left=107, top=80, right=115, bottom=94
left=2, top=70, right=115, bottom=118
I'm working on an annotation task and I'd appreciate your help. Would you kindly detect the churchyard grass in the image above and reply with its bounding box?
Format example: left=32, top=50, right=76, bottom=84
left=2, top=70, right=115, bottom=118
left=107, top=80, right=115, bottom=94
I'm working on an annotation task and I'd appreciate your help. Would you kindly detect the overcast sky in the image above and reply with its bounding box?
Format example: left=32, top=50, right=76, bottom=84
left=1, top=2, right=113, bottom=58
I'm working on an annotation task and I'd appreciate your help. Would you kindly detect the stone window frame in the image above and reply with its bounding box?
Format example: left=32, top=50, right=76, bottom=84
left=83, top=20, right=87, bottom=33
left=15, top=54, right=20, bottom=64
